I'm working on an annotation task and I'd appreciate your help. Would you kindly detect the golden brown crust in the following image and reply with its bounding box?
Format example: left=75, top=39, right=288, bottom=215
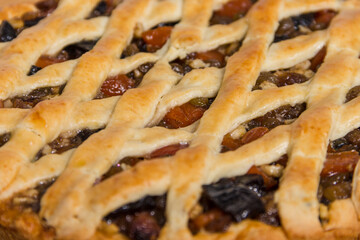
left=0, top=0, right=360, bottom=240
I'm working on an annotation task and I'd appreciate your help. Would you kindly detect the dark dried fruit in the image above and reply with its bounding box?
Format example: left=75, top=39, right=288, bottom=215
left=63, top=40, right=97, bottom=59
left=240, top=127, right=269, bottom=145
left=254, top=72, right=278, bottom=89
left=104, top=195, right=166, bottom=240
left=89, top=1, right=107, bottom=17
left=28, top=65, right=42, bottom=76
left=128, top=212, right=160, bottom=240
left=202, top=176, right=265, bottom=222
left=346, top=86, right=360, bottom=102
left=0, top=133, right=10, bottom=147
left=247, top=166, right=278, bottom=190
left=256, top=191, right=280, bottom=226
left=194, top=50, right=226, bottom=68
left=277, top=72, right=308, bottom=86
left=189, top=209, right=232, bottom=234
left=48, top=128, right=100, bottom=154
left=247, top=103, right=306, bottom=130
left=321, top=151, right=359, bottom=177
left=0, top=21, right=16, bottom=42
left=320, top=173, right=352, bottom=204
left=310, top=47, right=326, bottom=72
left=210, top=0, right=253, bottom=25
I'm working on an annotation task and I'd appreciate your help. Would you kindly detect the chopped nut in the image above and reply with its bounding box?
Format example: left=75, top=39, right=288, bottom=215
left=230, top=124, right=246, bottom=139
left=189, top=204, right=203, bottom=219
left=260, top=164, right=284, bottom=178
left=319, top=203, right=329, bottom=221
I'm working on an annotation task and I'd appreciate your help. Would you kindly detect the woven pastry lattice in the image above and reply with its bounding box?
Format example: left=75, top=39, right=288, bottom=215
left=1, top=0, right=360, bottom=239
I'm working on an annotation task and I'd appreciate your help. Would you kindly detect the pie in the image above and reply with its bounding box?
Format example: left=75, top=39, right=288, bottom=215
left=0, top=0, right=360, bottom=239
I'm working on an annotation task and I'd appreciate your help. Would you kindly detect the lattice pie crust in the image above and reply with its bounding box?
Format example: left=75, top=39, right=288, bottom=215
left=1, top=0, right=360, bottom=239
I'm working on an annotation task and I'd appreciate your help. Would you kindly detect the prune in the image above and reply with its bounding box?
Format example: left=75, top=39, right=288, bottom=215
left=0, top=21, right=17, bottom=42
left=28, top=65, right=42, bottom=76
left=203, top=176, right=265, bottom=222
left=0, top=133, right=10, bottom=147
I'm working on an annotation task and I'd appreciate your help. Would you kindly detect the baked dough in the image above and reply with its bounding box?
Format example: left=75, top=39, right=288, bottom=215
left=0, top=0, right=360, bottom=239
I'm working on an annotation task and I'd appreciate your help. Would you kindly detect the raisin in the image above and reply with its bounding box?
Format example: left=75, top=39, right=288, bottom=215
left=291, top=13, right=314, bottom=28
left=210, top=0, right=252, bottom=25
left=0, top=21, right=16, bottom=42
left=170, top=63, right=184, bottom=75
left=247, top=166, right=278, bottom=190
left=128, top=212, right=160, bottom=240
left=36, top=0, right=58, bottom=13
left=28, top=65, right=42, bottom=76
left=322, top=151, right=359, bottom=177
left=141, top=26, right=172, bottom=52
left=344, top=129, right=360, bottom=147
left=89, top=1, right=107, bottom=17
left=122, top=43, right=140, bottom=58
left=274, top=18, right=297, bottom=42
left=30, top=178, right=56, bottom=213
left=138, top=63, right=154, bottom=74
left=330, top=138, right=348, bottom=151
left=195, top=50, right=226, bottom=68
left=311, top=10, right=336, bottom=30
left=240, top=127, right=269, bottom=145
left=104, top=195, right=166, bottom=240
left=0, top=133, right=10, bottom=147
left=254, top=72, right=279, bottom=89
left=310, top=47, right=326, bottom=72
left=63, top=40, right=97, bottom=59
left=189, top=209, right=231, bottom=234
left=277, top=72, right=308, bottom=87
left=99, top=74, right=136, bottom=97
left=346, top=86, right=360, bottom=102
left=257, top=192, right=280, bottom=226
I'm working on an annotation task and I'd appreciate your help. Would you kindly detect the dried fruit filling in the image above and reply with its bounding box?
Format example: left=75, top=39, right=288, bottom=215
left=0, top=0, right=59, bottom=42
left=95, top=62, right=154, bottom=99
left=88, top=0, right=119, bottom=18
left=254, top=48, right=327, bottom=90
left=210, top=0, right=256, bottom=25
left=274, top=10, right=337, bottom=42
left=122, top=23, right=175, bottom=57
left=318, top=129, right=360, bottom=205
left=158, top=98, right=214, bottom=129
